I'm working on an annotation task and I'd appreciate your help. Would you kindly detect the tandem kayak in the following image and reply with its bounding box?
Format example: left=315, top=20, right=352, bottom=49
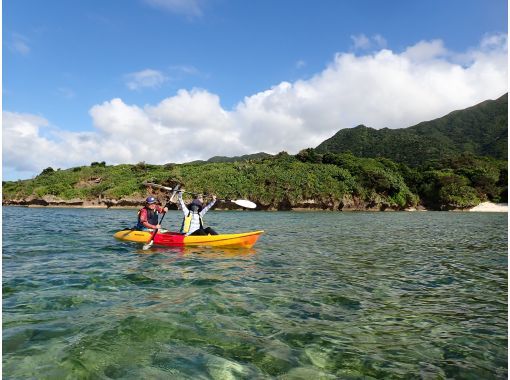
left=113, top=229, right=264, bottom=248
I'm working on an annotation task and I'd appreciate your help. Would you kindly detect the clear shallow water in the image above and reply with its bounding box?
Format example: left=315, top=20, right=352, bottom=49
left=2, top=207, right=507, bottom=379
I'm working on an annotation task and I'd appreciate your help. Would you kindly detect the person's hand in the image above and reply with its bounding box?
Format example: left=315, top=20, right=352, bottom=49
left=155, top=224, right=161, bottom=229
left=163, top=207, right=168, bottom=212
left=212, top=195, right=217, bottom=201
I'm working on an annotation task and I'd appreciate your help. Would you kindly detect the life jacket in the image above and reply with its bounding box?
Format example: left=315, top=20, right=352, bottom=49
left=136, top=207, right=159, bottom=229
left=180, top=210, right=204, bottom=234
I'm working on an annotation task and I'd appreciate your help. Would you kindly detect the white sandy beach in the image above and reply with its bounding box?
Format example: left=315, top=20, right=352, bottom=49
left=469, top=202, right=508, bottom=212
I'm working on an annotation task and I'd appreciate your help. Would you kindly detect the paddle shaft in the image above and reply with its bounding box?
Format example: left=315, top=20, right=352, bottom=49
left=141, top=212, right=164, bottom=250
left=143, top=184, right=180, bottom=249
left=143, top=182, right=255, bottom=208
left=145, top=183, right=214, bottom=199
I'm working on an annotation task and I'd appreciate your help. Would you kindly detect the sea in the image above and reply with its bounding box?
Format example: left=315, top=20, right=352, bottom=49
left=2, top=207, right=508, bottom=379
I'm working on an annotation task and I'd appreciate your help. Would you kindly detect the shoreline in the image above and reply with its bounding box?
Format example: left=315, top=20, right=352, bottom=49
left=2, top=201, right=508, bottom=212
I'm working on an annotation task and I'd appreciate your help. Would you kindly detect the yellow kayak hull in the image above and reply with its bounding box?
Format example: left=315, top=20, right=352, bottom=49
left=113, top=230, right=264, bottom=248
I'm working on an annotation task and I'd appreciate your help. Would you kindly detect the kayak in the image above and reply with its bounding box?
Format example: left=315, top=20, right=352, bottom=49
left=113, top=229, right=264, bottom=248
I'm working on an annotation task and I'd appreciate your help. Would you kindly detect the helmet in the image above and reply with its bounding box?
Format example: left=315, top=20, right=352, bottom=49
left=188, top=199, right=203, bottom=213
left=146, top=196, right=157, bottom=204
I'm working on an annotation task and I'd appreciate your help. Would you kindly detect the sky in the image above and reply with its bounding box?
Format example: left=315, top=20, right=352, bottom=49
left=3, top=0, right=508, bottom=180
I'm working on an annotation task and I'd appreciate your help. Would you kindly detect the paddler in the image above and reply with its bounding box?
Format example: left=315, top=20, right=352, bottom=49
left=177, top=191, right=218, bottom=235
left=135, top=196, right=168, bottom=231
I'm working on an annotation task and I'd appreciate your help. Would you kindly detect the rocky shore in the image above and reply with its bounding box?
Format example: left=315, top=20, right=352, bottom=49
left=3, top=195, right=506, bottom=212
left=2, top=194, right=406, bottom=211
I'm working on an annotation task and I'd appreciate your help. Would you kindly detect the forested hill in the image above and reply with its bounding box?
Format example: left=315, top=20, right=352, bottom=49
left=315, top=93, right=508, bottom=166
left=194, top=152, right=273, bottom=164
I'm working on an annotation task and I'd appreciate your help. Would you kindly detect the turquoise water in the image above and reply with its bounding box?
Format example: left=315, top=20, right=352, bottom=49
left=2, top=207, right=508, bottom=379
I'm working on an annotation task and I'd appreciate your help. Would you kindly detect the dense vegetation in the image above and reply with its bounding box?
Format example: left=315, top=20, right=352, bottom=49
left=3, top=94, right=507, bottom=210
left=3, top=150, right=506, bottom=210
left=297, top=149, right=507, bottom=209
left=316, top=94, right=508, bottom=166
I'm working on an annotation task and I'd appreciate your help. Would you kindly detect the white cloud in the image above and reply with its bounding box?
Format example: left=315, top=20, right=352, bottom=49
left=3, top=34, right=508, bottom=179
left=143, top=0, right=204, bottom=17
left=87, top=90, right=244, bottom=164
left=351, top=34, right=371, bottom=50
left=3, top=113, right=63, bottom=172
left=373, top=34, right=387, bottom=49
left=9, top=33, right=30, bottom=55
left=125, top=69, right=168, bottom=90
left=351, top=34, right=387, bottom=51
left=169, top=65, right=200, bottom=75
left=403, top=39, right=448, bottom=61
left=480, top=33, right=507, bottom=50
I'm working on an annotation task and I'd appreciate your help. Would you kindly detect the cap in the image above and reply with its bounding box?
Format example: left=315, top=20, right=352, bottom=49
left=191, top=198, right=203, bottom=207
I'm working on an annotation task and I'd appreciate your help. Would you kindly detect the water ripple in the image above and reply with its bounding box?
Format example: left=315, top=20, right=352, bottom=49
left=2, top=208, right=507, bottom=378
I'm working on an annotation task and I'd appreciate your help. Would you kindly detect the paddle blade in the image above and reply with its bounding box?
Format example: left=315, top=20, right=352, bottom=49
left=169, top=184, right=180, bottom=202
left=142, top=240, right=154, bottom=250
left=232, top=199, right=257, bottom=209
left=144, top=182, right=174, bottom=191
left=142, top=228, right=160, bottom=250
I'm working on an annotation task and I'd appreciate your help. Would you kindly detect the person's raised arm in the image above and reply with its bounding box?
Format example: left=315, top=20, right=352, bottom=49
left=200, top=195, right=216, bottom=216
left=178, top=191, right=188, bottom=215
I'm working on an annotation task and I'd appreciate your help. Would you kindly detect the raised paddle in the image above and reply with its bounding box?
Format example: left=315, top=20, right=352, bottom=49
left=143, top=182, right=257, bottom=209
left=142, top=184, right=180, bottom=250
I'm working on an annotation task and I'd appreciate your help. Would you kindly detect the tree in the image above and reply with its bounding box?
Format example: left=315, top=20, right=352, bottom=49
left=40, top=167, right=55, bottom=175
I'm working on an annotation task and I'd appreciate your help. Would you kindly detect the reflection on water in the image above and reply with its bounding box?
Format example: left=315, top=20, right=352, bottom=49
left=138, top=245, right=258, bottom=258
left=2, top=207, right=508, bottom=378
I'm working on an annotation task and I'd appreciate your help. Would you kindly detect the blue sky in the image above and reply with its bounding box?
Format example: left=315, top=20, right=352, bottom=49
left=3, top=0, right=508, bottom=180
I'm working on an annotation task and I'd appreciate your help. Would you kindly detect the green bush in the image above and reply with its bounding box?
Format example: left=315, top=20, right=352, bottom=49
left=439, top=184, right=480, bottom=209
left=39, top=167, right=55, bottom=176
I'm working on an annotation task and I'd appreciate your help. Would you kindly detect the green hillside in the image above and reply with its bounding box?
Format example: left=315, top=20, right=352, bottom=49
left=3, top=150, right=507, bottom=210
left=185, top=152, right=272, bottom=165
left=1, top=154, right=412, bottom=209
left=316, top=93, right=508, bottom=166
left=206, top=152, right=273, bottom=163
